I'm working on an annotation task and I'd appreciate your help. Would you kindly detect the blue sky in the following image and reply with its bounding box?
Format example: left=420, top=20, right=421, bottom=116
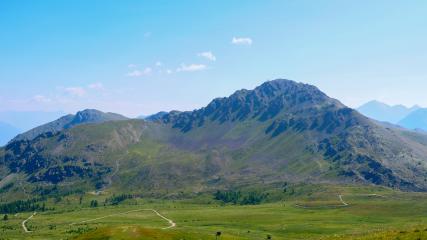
left=0, top=0, right=426, bottom=117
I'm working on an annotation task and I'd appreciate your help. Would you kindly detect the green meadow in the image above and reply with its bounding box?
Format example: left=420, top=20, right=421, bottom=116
left=1, top=185, right=427, bottom=240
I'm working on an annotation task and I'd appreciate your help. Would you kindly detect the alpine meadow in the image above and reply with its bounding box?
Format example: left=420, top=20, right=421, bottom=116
left=1, top=1, right=427, bottom=240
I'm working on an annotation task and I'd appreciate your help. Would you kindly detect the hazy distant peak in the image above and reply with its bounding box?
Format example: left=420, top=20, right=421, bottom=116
left=398, top=108, right=427, bottom=131
left=357, top=100, right=419, bottom=124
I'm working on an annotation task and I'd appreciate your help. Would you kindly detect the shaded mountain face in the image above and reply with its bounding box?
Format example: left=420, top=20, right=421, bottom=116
left=357, top=100, right=419, bottom=124
left=11, top=109, right=128, bottom=142
left=399, top=109, right=427, bottom=131
left=0, top=122, right=20, bottom=146
left=2, top=79, right=427, bottom=197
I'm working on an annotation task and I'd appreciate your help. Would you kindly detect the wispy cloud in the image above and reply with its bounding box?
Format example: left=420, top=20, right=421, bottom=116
left=231, top=37, right=253, bottom=45
left=176, top=63, right=207, bottom=72
left=65, top=87, right=86, bottom=97
left=198, top=51, right=216, bottom=61
left=155, top=61, right=162, bottom=67
left=126, top=67, right=152, bottom=77
left=88, top=82, right=104, bottom=90
left=127, top=63, right=137, bottom=68
left=33, top=95, right=51, bottom=103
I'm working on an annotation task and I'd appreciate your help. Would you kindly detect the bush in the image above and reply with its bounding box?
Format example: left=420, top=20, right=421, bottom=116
left=90, top=200, right=98, bottom=208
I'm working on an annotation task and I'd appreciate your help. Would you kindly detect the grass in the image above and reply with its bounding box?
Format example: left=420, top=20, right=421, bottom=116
left=1, top=185, right=427, bottom=239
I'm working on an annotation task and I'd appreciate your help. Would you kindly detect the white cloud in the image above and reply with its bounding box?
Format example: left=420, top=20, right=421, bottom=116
left=231, top=37, right=253, bottom=45
left=176, top=64, right=207, bottom=72
left=65, top=87, right=86, bottom=97
left=128, top=64, right=137, bottom=68
left=198, top=51, right=216, bottom=61
left=33, top=95, right=51, bottom=103
left=126, top=67, right=152, bottom=77
left=155, top=61, right=162, bottom=67
left=166, top=69, right=173, bottom=74
left=88, top=82, right=104, bottom=90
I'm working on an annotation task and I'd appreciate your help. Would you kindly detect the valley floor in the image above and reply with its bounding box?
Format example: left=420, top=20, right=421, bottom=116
left=1, top=186, right=427, bottom=240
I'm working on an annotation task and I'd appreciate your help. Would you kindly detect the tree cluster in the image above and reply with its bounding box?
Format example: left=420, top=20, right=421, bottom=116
left=105, top=194, right=133, bottom=205
left=0, top=199, right=46, bottom=214
left=214, top=190, right=268, bottom=205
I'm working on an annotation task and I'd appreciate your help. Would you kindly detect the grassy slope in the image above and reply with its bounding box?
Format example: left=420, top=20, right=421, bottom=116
left=4, top=116, right=427, bottom=198
left=1, top=118, right=335, bottom=197
left=1, top=185, right=427, bottom=240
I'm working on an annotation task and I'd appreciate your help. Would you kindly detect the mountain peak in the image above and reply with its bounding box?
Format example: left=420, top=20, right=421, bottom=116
left=11, top=109, right=128, bottom=142
left=255, top=79, right=330, bottom=102
left=161, top=79, right=344, bottom=132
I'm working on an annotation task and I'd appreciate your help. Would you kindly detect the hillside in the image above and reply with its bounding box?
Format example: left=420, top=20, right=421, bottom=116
left=1, top=79, right=427, bottom=199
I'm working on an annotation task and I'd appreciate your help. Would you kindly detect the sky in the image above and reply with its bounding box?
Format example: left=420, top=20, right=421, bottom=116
left=0, top=0, right=426, bottom=117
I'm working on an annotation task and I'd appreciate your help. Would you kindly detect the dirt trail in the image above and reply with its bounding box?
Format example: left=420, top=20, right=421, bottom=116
left=22, top=212, right=36, bottom=233
left=295, top=193, right=386, bottom=209
left=70, top=208, right=176, bottom=229
left=338, top=194, right=348, bottom=206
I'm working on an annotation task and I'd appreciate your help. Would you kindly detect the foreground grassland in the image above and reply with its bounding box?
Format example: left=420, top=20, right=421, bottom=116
left=1, top=185, right=427, bottom=240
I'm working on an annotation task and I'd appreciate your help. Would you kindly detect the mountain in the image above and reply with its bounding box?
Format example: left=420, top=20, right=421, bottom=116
left=398, top=108, right=427, bottom=131
left=2, top=79, right=427, bottom=199
left=357, top=100, right=420, bottom=124
left=0, top=111, right=65, bottom=132
left=0, top=122, right=20, bottom=146
left=11, top=109, right=128, bottom=142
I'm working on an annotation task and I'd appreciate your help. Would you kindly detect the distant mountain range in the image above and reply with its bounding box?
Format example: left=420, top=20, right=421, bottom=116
left=0, top=110, right=65, bottom=132
left=0, top=110, right=65, bottom=146
left=357, top=100, right=427, bottom=131
left=0, top=122, right=20, bottom=146
left=2, top=79, right=427, bottom=200
left=357, top=100, right=420, bottom=124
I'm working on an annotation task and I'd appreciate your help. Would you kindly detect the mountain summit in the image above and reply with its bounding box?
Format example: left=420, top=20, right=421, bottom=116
left=2, top=79, right=427, bottom=198
left=161, top=79, right=344, bottom=131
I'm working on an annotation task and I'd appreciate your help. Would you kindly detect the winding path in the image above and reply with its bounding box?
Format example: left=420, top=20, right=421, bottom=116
left=338, top=194, right=348, bottom=206
left=70, top=208, right=176, bottom=229
left=22, top=212, right=36, bottom=233
left=295, top=193, right=387, bottom=209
